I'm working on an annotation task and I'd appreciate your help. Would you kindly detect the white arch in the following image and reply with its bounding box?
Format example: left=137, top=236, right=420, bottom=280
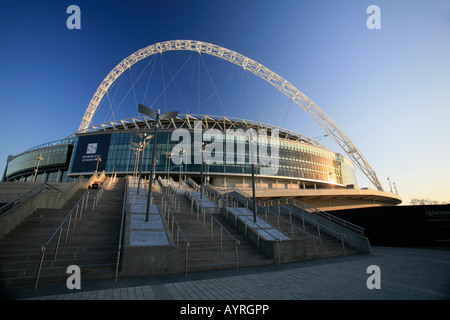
left=79, top=40, right=383, bottom=191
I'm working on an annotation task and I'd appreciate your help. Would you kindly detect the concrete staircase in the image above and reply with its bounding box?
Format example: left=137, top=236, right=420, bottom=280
left=168, top=191, right=273, bottom=273
left=262, top=210, right=360, bottom=260
left=0, top=178, right=125, bottom=288
left=0, top=182, right=73, bottom=206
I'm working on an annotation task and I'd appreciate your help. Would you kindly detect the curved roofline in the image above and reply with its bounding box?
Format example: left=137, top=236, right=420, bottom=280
left=73, top=113, right=332, bottom=151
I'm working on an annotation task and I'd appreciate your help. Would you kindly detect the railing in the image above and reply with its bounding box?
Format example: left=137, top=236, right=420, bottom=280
left=157, top=179, right=191, bottom=275
left=188, top=182, right=321, bottom=264
left=34, top=189, right=91, bottom=289
left=166, top=178, right=241, bottom=270
left=264, top=199, right=347, bottom=257
left=0, top=183, right=62, bottom=218
left=107, top=173, right=117, bottom=190
left=267, top=197, right=365, bottom=236
left=115, top=178, right=128, bottom=282
left=188, top=179, right=288, bottom=264
left=91, top=183, right=105, bottom=209
left=212, top=184, right=365, bottom=237
left=186, top=177, right=199, bottom=190
left=205, top=184, right=321, bottom=261
left=186, top=184, right=282, bottom=265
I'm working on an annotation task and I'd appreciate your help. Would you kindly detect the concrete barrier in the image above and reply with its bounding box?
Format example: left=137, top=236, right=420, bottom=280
left=220, top=205, right=306, bottom=263
left=0, top=178, right=87, bottom=239
left=121, top=185, right=178, bottom=276
left=279, top=204, right=372, bottom=254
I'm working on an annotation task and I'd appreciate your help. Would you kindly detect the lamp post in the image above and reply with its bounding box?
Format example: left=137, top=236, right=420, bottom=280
left=177, top=148, right=186, bottom=188
left=95, top=155, right=102, bottom=174
left=134, top=132, right=152, bottom=195
left=237, top=124, right=257, bottom=222
left=33, top=154, right=44, bottom=182
left=131, top=142, right=141, bottom=178
left=198, top=142, right=211, bottom=199
left=164, top=151, right=174, bottom=181
left=138, top=104, right=178, bottom=222
left=130, top=146, right=141, bottom=179
left=387, top=177, right=393, bottom=193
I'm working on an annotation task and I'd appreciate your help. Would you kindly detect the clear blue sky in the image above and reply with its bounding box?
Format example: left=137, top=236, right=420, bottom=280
left=1, top=0, right=449, bottom=203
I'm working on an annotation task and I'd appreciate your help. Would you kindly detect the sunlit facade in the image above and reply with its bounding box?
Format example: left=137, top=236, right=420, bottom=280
left=3, top=115, right=356, bottom=189
left=3, top=140, right=75, bottom=183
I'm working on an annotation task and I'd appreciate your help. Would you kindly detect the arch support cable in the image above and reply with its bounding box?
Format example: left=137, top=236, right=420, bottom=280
left=79, top=40, right=383, bottom=191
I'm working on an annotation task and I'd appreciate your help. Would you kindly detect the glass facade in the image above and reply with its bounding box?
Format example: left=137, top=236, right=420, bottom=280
left=67, top=129, right=357, bottom=187
left=5, top=144, right=73, bottom=182
left=4, top=119, right=357, bottom=188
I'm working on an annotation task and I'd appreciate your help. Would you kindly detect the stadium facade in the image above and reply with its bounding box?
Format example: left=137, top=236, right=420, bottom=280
left=1, top=40, right=403, bottom=210
left=1, top=114, right=401, bottom=210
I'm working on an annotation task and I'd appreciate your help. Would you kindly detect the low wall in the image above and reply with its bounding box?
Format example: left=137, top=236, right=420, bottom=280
left=121, top=185, right=178, bottom=276
left=220, top=206, right=306, bottom=262
left=279, top=204, right=372, bottom=254
left=189, top=191, right=220, bottom=215
left=0, top=178, right=87, bottom=239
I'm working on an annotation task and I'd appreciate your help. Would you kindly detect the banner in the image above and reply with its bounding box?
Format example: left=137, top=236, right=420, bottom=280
left=70, top=134, right=111, bottom=173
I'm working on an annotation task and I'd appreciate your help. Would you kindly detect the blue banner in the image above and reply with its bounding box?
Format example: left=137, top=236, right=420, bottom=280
left=70, top=134, right=111, bottom=173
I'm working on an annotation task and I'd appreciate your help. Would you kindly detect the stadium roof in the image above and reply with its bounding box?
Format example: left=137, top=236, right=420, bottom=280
left=76, top=114, right=332, bottom=151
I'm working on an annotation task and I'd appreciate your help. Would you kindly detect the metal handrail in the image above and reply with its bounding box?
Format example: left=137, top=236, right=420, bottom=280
left=215, top=184, right=365, bottom=236
left=218, top=197, right=286, bottom=265
left=204, top=185, right=286, bottom=241
left=260, top=202, right=319, bottom=241
left=186, top=177, right=199, bottom=190
left=268, top=197, right=365, bottom=236
left=266, top=201, right=347, bottom=257
left=204, top=183, right=319, bottom=263
left=214, top=187, right=299, bottom=238
left=0, top=183, right=61, bottom=217
left=208, top=185, right=320, bottom=261
left=157, top=178, right=191, bottom=275
left=169, top=178, right=241, bottom=270
left=34, top=189, right=90, bottom=289
left=158, top=181, right=189, bottom=245
left=91, top=183, right=105, bottom=209
left=115, top=178, right=128, bottom=282
left=0, top=177, right=88, bottom=218
left=203, top=184, right=350, bottom=259
left=182, top=185, right=233, bottom=240
left=270, top=202, right=344, bottom=236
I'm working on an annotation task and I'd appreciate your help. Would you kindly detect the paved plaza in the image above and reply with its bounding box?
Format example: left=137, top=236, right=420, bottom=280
left=2, top=246, right=449, bottom=301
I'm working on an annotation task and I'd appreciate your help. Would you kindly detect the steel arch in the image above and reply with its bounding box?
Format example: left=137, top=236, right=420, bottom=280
left=79, top=40, right=383, bottom=191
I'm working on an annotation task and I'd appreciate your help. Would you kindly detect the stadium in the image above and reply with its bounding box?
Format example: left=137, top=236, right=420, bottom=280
left=1, top=40, right=401, bottom=211
left=1, top=113, right=401, bottom=211
left=7, top=40, right=449, bottom=292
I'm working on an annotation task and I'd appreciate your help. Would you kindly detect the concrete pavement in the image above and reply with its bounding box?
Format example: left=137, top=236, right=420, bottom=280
left=2, top=246, right=449, bottom=301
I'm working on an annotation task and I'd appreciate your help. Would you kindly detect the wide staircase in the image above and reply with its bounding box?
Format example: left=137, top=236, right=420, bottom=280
left=200, top=182, right=366, bottom=262
left=0, top=178, right=125, bottom=289
left=161, top=184, right=273, bottom=273
left=262, top=211, right=360, bottom=260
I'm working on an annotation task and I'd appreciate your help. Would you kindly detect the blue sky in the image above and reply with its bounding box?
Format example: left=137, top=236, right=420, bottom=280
left=1, top=0, right=449, bottom=203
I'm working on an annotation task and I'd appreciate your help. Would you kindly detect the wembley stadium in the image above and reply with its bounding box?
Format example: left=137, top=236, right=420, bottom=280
left=4, top=40, right=435, bottom=292
left=1, top=40, right=401, bottom=211
left=1, top=112, right=401, bottom=211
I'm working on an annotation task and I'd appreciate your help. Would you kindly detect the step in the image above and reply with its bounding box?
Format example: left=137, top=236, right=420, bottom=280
left=0, top=265, right=117, bottom=288
left=0, top=179, right=125, bottom=288
left=160, top=191, right=274, bottom=274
